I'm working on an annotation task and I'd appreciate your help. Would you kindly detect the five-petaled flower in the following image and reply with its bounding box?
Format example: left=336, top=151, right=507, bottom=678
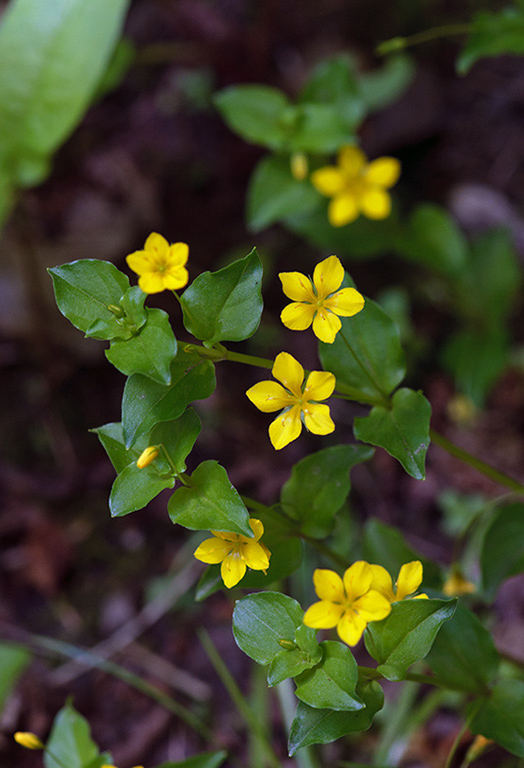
left=246, top=352, right=335, bottom=450
left=311, top=145, right=401, bottom=227
left=279, top=255, right=365, bottom=343
left=303, top=562, right=392, bottom=646
left=126, top=232, right=189, bottom=294
left=369, top=561, right=428, bottom=603
left=193, top=518, right=271, bottom=589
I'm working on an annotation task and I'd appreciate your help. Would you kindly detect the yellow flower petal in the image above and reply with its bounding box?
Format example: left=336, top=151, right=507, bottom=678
left=303, top=403, right=335, bottom=435
left=221, top=551, right=247, bottom=588
left=210, top=529, right=237, bottom=541
left=272, top=352, right=305, bottom=396
left=338, top=145, right=366, bottom=176
left=167, top=241, right=189, bottom=265
left=246, top=381, right=294, bottom=412
left=353, top=590, right=392, bottom=621
left=359, top=187, right=391, bottom=219
left=369, top=564, right=395, bottom=601
left=144, top=231, right=169, bottom=253
left=268, top=405, right=303, bottom=449
left=313, top=568, right=345, bottom=602
left=137, top=272, right=169, bottom=294
left=312, top=255, right=344, bottom=299
left=324, top=287, right=365, bottom=317
left=245, top=518, right=264, bottom=542
left=311, top=166, right=346, bottom=196
left=194, top=537, right=232, bottom=564
left=395, top=561, right=423, bottom=600
left=336, top=610, right=367, bottom=646
left=365, top=157, right=401, bottom=188
left=304, top=370, right=336, bottom=401
left=162, top=266, right=189, bottom=290
left=281, top=302, right=316, bottom=331
left=343, top=561, right=373, bottom=602
left=328, top=193, right=360, bottom=227
left=126, top=250, right=154, bottom=273
left=311, top=307, right=342, bottom=343
left=279, top=272, right=317, bottom=302
left=303, top=600, right=345, bottom=629
left=242, top=540, right=271, bottom=570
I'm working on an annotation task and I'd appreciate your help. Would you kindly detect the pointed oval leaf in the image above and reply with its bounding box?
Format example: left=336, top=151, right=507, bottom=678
left=44, top=701, right=99, bottom=768
left=109, top=461, right=175, bottom=517
left=232, top=591, right=305, bottom=665
left=469, top=679, right=524, bottom=758
left=49, top=260, right=130, bottom=337
left=288, top=679, right=384, bottom=755
left=180, top=249, right=263, bottom=346
left=168, top=460, right=252, bottom=537
left=480, top=502, right=524, bottom=601
left=294, top=641, right=362, bottom=711
left=214, top=85, right=290, bottom=149
left=354, top=388, right=431, bottom=480
left=364, top=598, right=457, bottom=681
left=105, top=307, right=177, bottom=384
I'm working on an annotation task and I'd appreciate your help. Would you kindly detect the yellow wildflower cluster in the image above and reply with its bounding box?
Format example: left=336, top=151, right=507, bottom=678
left=304, top=560, right=426, bottom=646
left=194, top=518, right=271, bottom=588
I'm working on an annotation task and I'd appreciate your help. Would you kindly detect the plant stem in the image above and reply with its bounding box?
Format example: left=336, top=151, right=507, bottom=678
left=198, top=629, right=282, bottom=768
left=373, top=680, right=419, bottom=765
left=430, top=429, right=524, bottom=496
left=376, top=23, right=471, bottom=55
left=443, top=699, right=483, bottom=768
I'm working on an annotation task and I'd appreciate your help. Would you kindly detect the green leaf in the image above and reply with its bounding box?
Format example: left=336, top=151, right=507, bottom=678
left=480, top=502, right=524, bottom=601
left=105, top=308, right=177, bottom=384
left=469, top=679, right=524, bottom=758
left=425, top=603, right=499, bottom=693
left=247, top=154, right=320, bottom=232
left=49, top=260, right=130, bottom=338
left=109, top=461, right=175, bottom=517
left=291, top=103, right=355, bottom=152
left=155, top=751, right=227, bottom=768
left=394, top=204, right=468, bottom=276
left=232, top=591, right=305, bottom=665
left=44, top=701, right=100, bottom=768
left=354, top=388, right=431, bottom=480
left=288, top=679, right=384, bottom=754
left=280, top=445, right=374, bottom=538
left=232, top=533, right=303, bottom=589
left=168, top=460, right=251, bottom=536
left=364, top=599, right=456, bottom=681
left=299, top=53, right=365, bottom=129
left=151, top=409, right=201, bottom=473
left=286, top=206, right=398, bottom=259
left=92, top=421, right=147, bottom=474
left=320, top=297, right=406, bottom=402
left=214, top=85, right=290, bottom=149
left=363, top=519, right=441, bottom=589
left=0, top=642, right=31, bottom=710
left=0, top=0, right=130, bottom=187
left=122, top=356, right=216, bottom=448
left=295, top=641, right=362, bottom=711
left=267, top=626, right=322, bottom=687
left=180, top=249, right=263, bottom=346
left=441, top=326, right=509, bottom=408
left=359, top=54, right=415, bottom=113
left=458, top=8, right=524, bottom=75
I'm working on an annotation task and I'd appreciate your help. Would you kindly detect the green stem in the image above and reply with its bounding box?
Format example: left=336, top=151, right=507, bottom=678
left=184, top=342, right=274, bottom=370
left=430, top=429, right=524, bottom=496
left=376, top=23, right=471, bottom=55
left=8, top=630, right=213, bottom=741
left=443, top=699, right=483, bottom=768
left=198, top=629, right=282, bottom=768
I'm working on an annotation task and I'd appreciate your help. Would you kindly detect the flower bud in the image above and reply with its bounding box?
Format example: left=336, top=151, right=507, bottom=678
left=14, top=732, right=44, bottom=750
left=136, top=446, right=159, bottom=469
left=290, top=152, right=308, bottom=181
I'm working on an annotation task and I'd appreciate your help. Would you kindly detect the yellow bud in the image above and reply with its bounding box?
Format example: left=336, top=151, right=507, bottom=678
left=290, top=152, right=308, bottom=181
left=446, top=394, right=477, bottom=426
left=14, top=732, right=44, bottom=750
left=443, top=570, right=476, bottom=597
left=466, top=734, right=493, bottom=762
left=279, top=639, right=297, bottom=650
left=136, top=446, right=159, bottom=469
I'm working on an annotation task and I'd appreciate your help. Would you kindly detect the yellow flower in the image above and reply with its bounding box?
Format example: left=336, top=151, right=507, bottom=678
left=303, top=562, right=392, bottom=646
left=311, top=145, right=401, bottom=227
left=194, top=518, right=271, bottom=589
left=442, top=568, right=476, bottom=597
left=246, top=352, right=335, bottom=450
left=370, top=561, right=428, bottom=602
left=126, top=232, right=189, bottom=294
left=14, top=732, right=44, bottom=750
left=101, top=765, right=144, bottom=768
left=279, top=255, right=365, bottom=344
left=136, top=446, right=159, bottom=468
